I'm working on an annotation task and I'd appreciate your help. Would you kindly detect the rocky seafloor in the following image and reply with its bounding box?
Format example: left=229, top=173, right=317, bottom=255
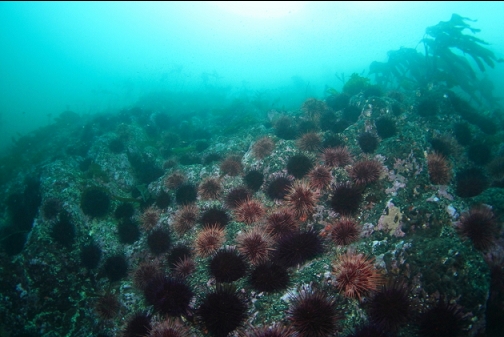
left=0, top=85, right=503, bottom=337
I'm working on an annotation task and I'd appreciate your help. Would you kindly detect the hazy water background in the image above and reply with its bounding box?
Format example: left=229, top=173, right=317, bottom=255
left=1, top=1, right=503, bottom=155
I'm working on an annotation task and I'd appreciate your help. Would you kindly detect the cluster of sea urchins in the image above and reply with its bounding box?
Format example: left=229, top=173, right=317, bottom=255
left=80, top=95, right=484, bottom=337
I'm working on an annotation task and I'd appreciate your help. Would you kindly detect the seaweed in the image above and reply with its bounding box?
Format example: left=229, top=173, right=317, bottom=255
left=424, top=14, right=502, bottom=73
left=342, top=73, right=370, bottom=96
left=369, top=14, right=502, bottom=106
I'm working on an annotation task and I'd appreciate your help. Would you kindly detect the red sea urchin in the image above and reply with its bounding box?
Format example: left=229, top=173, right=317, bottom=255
left=308, top=165, right=332, bottom=190
left=199, top=177, right=222, bottom=200
left=287, top=286, right=341, bottom=337
left=194, top=225, right=225, bottom=257
left=333, top=252, right=381, bottom=300
left=172, top=204, right=199, bottom=235
left=297, top=132, right=322, bottom=152
left=330, top=218, right=361, bottom=246
left=164, top=171, right=186, bottom=190
left=427, top=153, right=451, bottom=185
left=285, top=180, right=319, bottom=221
left=252, top=136, right=275, bottom=159
left=348, top=160, right=383, bottom=186
left=323, top=146, right=352, bottom=168
left=172, top=256, right=196, bottom=278
left=220, top=155, right=243, bottom=176
left=266, top=208, right=298, bottom=237
left=236, top=227, right=274, bottom=265
left=141, top=206, right=161, bottom=231
left=234, top=198, right=265, bottom=225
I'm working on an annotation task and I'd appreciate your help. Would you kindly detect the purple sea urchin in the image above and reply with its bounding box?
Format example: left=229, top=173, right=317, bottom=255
left=455, top=168, right=488, bottom=198
left=273, top=230, right=323, bottom=268
left=200, top=207, right=230, bottom=229
left=288, top=287, right=341, bottom=337
left=175, top=183, right=198, bottom=205
left=197, top=284, right=247, bottom=337
left=209, top=247, right=248, bottom=283
left=123, top=312, right=152, bottom=337
left=266, top=176, right=292, bottom=200
left=133, top=262, right=162, bottom=291
left=147, top=228, right=171, bottom=255
left=357, top=132, right=379, bottom=154
left=458, top=205, right=499, bottom=251
left=95, top=293, right=120, bottom=320
left=225, top=186, right=252, bottom=208
left=249, top=262, right=290, bottom=293
left=149, top=319, right=190, bottom=337
left=287, top=154, right=314, bottom=179
left=330, top=182, right=363, bottom=215
left=418, top=298, right=466, bottom=337
left=366, top=279, right=411, bottom=331
left=103, top=254, right=128, bottom=282
left=144, top=275, right=193, bottom=317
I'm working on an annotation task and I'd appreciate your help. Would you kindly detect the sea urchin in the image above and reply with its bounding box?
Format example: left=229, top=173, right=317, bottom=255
left=458, top=205, right=499, bottom=251
left=197, top=284, right=248, bottom=337
left=285, top=180, right=319, bottom=221
left=288, top=287, right=340, bottom=337
left=333, top=252, right=381, bottom=300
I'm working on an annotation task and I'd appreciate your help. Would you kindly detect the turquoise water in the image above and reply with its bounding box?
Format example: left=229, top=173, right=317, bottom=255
left=0, top=2, right=503, bottom=337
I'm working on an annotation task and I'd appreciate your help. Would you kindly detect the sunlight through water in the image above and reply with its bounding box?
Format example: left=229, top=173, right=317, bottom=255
left=211, top=1, right=306, bottom=19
